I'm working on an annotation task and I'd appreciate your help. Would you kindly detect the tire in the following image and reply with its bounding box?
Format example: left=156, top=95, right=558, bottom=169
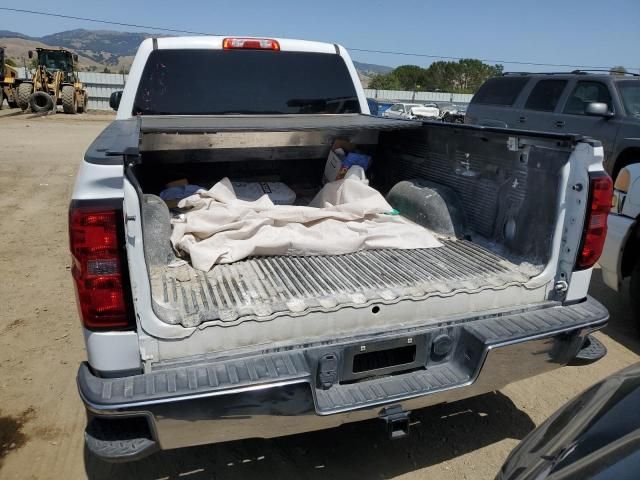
left=77, top=90, right=88, bottom=113
left=17, top=82, right=33, bottom=110
left=29, top=91, right=54, bottom=113
left=631, top=258, right=640, bottom=325
left=61, top=85, right=77, bottom=114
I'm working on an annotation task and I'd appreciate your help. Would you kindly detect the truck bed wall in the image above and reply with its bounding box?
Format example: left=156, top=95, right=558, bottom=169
left=375, top=127, right=569, bottom=263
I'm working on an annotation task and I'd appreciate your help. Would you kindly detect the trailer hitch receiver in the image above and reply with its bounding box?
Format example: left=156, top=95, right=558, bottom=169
left=379, top=405, right=411, bottom=440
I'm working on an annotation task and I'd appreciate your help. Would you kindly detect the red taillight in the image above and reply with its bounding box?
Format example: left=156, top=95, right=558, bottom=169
left=576, top=172, right=613, bottom=270
left=222, top=37, right=280, bottom=51
left=69, top=200, right=133, bottom=329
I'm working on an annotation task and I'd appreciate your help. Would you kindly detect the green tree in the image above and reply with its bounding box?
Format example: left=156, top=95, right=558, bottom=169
left=102, top=66, right=111, bottom=73
left=610, top=66, right=627, bottom=75
left=5, top=57, right=17, bottom=67
left=392, top=65, right=429, bottom=90
left=367, top=59, right=502, bottom=93
left=423, top=61, right=460, bottom=91
left=455, top=59, right=503, bottom=92
left=422, top=59, right=502, bottom=93
left=369, top=73, right=402, bottom=90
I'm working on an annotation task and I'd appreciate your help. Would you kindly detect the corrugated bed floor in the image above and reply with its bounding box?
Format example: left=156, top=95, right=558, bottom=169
left=148, top=240, right=536, bottom=328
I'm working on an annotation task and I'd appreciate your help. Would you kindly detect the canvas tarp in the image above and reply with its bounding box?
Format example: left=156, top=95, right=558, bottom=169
left=171, top=177, right=441, bottom=270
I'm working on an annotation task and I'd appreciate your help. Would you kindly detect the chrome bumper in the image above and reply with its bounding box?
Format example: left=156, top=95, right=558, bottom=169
left=79, top=297, right=608, bottom=460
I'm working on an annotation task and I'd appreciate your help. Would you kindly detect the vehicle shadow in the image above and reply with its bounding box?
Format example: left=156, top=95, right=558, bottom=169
left=589, top=268, right=640, bottom=356
left=84, top=391, right=534, bottom=480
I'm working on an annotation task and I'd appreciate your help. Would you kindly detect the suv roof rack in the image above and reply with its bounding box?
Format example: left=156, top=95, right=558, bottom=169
left=503, top=70, right=640, bottom=77
left=571, top=69, right=640, bottom=76
left=503, top=72, right=578, bottom=76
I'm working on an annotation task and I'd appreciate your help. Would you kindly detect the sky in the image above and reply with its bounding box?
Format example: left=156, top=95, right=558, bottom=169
left=1, top=0, right=638, bottom=72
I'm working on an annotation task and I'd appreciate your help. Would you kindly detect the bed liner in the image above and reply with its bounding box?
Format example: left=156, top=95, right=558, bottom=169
left=148, top=239, right=538, bottom=328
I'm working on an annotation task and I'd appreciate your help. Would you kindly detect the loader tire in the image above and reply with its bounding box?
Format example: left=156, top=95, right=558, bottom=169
left=77, top=90, right=88, bottom=113
left=17, top=82, right=33, bottom=110
left=61, top=86, right=77, bottom=114
left=29, top=91, right=54, bottom=113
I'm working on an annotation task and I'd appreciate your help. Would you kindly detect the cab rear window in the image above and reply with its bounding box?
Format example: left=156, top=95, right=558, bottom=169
left=133, top=49, right=360, bottom=115
left=471, top=77, right=529, bottom=106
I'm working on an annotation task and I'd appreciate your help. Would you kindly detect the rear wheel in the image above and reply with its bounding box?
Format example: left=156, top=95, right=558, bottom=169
left=61, top=85, right=77, bottom=114
left=17, top=82, right=33, bottom=110
left=77, top=90, right=88, bottom=113
left=631, top=258, right=640, bottom=326
left=29, top=91, right=54, bottom=112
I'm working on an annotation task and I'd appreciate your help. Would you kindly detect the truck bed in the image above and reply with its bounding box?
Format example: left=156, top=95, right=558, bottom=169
left=148, top=239, right=537, bottom=329
left=131, top=118, right=576, bottom=353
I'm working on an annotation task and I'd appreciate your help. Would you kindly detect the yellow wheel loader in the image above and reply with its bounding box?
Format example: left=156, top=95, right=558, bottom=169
left=19, top=48, right=88, bottom=114
left=0, top=46, right=22, bottom=109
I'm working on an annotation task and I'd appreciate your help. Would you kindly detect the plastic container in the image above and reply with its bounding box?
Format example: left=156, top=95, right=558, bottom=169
left=231, top=181, right=297, bottom=205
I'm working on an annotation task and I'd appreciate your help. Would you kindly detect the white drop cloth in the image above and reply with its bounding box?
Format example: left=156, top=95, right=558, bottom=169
left=171, top=177, right=441, bottom=271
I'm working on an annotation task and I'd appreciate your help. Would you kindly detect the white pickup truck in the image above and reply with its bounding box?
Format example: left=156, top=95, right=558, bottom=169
left=72, top=36, right=611, bottom=462
left=600, top=163, right=640, bottom=317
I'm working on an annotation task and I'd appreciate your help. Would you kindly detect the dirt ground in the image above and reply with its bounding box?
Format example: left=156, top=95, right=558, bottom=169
left=0, top=113, right=638, bottom=480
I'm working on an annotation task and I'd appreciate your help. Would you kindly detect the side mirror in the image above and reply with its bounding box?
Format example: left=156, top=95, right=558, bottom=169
left=28, top=50, right=33, bottom=59
left=73, top=54, right=79, bottom=62
left=109, top=91, right=123, bottom=111
left=585, top=102, right=613, bottom=118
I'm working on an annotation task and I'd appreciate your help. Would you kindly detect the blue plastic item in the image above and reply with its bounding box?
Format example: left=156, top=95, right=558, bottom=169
left=159, top=184, right=204, bottom=202
left=343, top=152, right=371, bottom=171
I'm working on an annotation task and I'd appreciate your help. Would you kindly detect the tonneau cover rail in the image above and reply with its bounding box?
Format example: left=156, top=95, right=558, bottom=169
left=83, top=114, right=594, bottom=165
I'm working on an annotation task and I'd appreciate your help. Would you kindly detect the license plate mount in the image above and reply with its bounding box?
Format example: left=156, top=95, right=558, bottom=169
left=340, top=334, right=429, bottom=382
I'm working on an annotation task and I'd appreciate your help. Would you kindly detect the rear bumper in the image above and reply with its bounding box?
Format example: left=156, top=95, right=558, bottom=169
left=79, top=297, right=608, bottom=461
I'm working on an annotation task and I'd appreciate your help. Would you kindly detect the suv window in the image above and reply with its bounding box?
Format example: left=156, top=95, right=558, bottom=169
left=617, top=80, right=640, bottom=117
left=524, top=79, right=568, bottom=111
left=133, top=50, right=360, bottom=115
left=563, top=81, right=612, bottom=115
left=472, top=77, right=529, bottom=106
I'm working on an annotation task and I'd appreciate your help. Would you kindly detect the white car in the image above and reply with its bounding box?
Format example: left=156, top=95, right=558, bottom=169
left=600, top=163, right=640, bottom=317
left=383, top=102, right=439, bottom=120
left=410, top=103, right=440, bottom=119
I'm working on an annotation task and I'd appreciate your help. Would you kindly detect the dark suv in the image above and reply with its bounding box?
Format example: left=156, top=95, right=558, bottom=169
left=465, top=71, right=640, bottom=178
